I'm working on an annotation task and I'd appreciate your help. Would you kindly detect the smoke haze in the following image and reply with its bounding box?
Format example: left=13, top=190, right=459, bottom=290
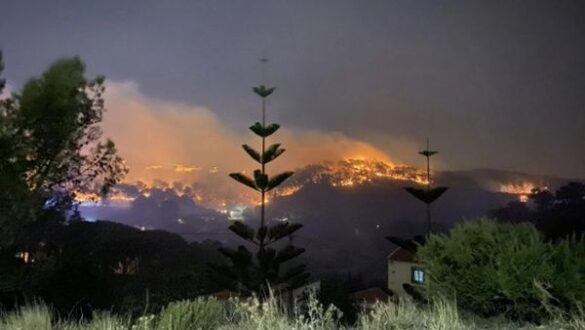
left=102, top=81, right=398, bottom=186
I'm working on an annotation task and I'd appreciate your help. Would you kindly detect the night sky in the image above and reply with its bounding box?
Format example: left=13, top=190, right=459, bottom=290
left=1, top=1, right=584, bottom=178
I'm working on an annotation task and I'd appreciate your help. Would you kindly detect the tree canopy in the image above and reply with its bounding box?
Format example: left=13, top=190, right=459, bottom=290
left=0, top=54, right=127, bottom=248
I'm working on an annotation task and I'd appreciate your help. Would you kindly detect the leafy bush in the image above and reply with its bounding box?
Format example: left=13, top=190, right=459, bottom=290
left=418, top=218, right=584, bottom=319
left=548, top=236, right=585, bottom=306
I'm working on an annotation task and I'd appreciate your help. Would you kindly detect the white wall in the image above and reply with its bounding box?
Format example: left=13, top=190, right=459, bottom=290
left=387, top=260, right=424, bottom=298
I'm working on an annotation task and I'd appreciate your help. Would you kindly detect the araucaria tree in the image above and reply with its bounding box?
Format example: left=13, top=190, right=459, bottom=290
left=404, top=138, right=448, bottom=237
left=211, top=64, right=308, bottom=296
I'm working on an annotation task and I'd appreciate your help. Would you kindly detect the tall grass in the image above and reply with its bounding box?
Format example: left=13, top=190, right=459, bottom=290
left=357, top=298, right=467, bottom=330
left=0, top=304, right=53, bottom=330
left=1, top=295, right=583, bottom=330
left=156, top=297, right=224, bottom=330
left=220, top=290, right=342, bottom=330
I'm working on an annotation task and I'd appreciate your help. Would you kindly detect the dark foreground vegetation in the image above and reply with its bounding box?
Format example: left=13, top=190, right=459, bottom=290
left=1, top=293, right=584, bottom=330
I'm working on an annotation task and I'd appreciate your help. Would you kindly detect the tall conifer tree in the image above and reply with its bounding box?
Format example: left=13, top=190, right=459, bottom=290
left=404, top=138, right=448, bottom=237
left=210, top=59, right=308, bottom=296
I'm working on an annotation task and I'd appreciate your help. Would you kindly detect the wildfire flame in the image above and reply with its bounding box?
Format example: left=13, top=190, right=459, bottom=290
left=310, top=158, right=429, bottom=187
left=76, top=159, right=429, bottom=210
left=499, top=183, right=536, bottom=203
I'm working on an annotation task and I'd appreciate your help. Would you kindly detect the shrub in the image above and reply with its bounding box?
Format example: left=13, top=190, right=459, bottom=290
left=418, top=218, right=584, bottom=320
left=155, top=297, right=224, bottom=330
left=548, top=236, right=585, bottom=306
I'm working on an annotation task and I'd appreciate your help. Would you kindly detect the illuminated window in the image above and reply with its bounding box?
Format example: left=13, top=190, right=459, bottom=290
left=412, top=267, right=424, bottom=284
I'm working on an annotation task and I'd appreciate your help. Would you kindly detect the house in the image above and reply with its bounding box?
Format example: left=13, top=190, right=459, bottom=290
left=387, top=246, right=425, bottom=298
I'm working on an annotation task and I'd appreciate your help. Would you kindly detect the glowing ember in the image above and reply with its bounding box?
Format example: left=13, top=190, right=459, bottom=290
left=174, top=164, right=201, bottom=173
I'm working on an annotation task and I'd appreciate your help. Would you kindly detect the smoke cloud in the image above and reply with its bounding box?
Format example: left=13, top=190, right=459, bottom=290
left=102, top=81, right=395, bottom=186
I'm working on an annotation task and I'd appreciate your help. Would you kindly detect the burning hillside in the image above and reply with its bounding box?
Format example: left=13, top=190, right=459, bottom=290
left=282, top=158, right=428, bottom=189
left=77, top=158, right=428, bottom=209
left=78, top=158, right=549, bottom=214
left=499, top=183, right=537, bottom=202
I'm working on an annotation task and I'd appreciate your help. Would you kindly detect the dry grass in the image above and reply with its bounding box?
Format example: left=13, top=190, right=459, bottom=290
left=1, top=295, right=583, bottom=330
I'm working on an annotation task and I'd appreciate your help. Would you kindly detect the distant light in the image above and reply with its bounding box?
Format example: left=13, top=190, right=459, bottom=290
left=177, top=218, right=185, bottom=224
left=376, top=224, right=380, bottom=229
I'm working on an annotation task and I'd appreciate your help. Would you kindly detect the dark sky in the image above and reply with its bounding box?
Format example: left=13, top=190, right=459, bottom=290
left=1, top=1, right=584, bottom=178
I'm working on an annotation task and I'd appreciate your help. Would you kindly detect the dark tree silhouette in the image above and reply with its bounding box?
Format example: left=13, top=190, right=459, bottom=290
left=9, top=219, right=222, bottom=316
left=403, top=138, right=448, bottom=237
left=0, top=56, right=127, bottom=249
left=209, top=60, right=308, bottom=296
left=488, top=201, right=532, bottom=224
left=490, top=181, right=585, bottom=240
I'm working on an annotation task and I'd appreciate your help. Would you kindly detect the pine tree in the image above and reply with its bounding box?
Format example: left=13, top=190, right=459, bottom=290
left=403, top=138, right=448, bottom=237
left=210, top=59, right=308, bottom=296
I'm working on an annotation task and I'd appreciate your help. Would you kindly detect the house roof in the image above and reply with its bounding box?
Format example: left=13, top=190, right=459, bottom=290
left=350, top=287, right=390, bottom=304
left=388, top=246, right=417, bottom=262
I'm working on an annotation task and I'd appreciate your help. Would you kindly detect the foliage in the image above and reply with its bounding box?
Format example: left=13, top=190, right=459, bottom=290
left=418, top=219, right=585, bottom=320
left=223, top=290, right=342, bottom=330
left=2, top=296, right=584, bottom=329
left=0, top=219, right=223, bottom=317
left=155, top=298, right=224, bottom=330
left=0, top=51, right=41, bottom=248
left=357, top=298, right=466, bottom=330
left=358, top=297, right=585, bottom=330
left=0, top=303, right=53, bottom=330
left=82, top=312, right=131, bottom=330
left=0, top=55, right=127, bottom=249
left=210, top=77, right=307, bottom=295
left=0, top=55, right=227, bottom=317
